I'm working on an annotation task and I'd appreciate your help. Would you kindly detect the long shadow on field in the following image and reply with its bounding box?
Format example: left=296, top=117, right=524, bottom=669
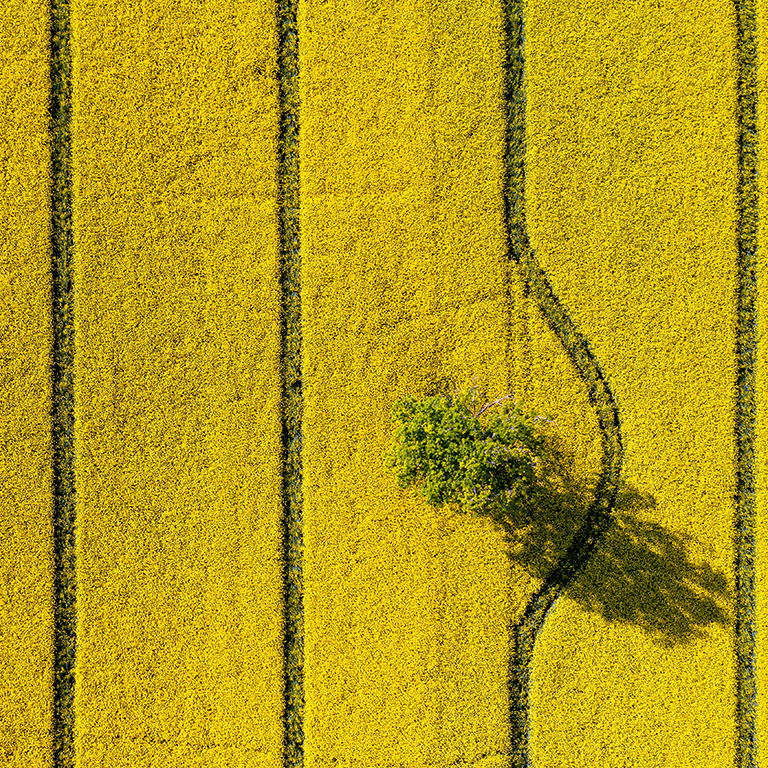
left=470, top=433, right=734, bottom=648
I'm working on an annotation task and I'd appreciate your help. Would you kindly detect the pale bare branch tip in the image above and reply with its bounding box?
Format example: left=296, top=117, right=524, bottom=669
left=477, top=393, right=514, bottom=417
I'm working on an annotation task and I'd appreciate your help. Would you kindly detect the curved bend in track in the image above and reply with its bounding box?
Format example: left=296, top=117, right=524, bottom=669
left=501, top=2, right=624, bottom=766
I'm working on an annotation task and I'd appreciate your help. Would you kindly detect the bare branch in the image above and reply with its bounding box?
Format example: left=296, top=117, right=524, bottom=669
left=476, top=393, right=514, bottom=418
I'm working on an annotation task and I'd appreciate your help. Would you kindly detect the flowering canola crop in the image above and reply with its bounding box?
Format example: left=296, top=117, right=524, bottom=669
left=0, top=0, right=764, bottom=766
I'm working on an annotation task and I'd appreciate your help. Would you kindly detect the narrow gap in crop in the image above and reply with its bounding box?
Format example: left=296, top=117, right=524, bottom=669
left=277, top=0, right=304, bottom=765
left=501, top=0, right=624, bottom=765
left=48, top=0, right=77, bottom=764
left=734, top=0, right=758, bottom=765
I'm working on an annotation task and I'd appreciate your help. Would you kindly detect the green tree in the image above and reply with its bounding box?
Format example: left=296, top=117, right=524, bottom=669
left=383, top=376, right=553, bottom=523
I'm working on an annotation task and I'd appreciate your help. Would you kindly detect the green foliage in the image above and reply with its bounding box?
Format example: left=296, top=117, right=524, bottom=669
left=383, top=377, right=553, bottom=521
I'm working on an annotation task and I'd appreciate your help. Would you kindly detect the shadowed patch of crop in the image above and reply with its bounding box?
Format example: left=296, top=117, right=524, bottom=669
left=467, top=433, right=735, bottom=650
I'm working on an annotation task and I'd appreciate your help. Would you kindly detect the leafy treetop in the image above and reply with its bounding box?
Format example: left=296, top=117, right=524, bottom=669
left=383, top=377, right=553, bottom=522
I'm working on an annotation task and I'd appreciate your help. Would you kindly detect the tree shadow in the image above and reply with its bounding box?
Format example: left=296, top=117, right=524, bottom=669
left=453, top=432, right=734, bottom=649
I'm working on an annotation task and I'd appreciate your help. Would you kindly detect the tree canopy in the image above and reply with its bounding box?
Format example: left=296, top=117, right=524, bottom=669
left=383, top=377, right=553, bottom=523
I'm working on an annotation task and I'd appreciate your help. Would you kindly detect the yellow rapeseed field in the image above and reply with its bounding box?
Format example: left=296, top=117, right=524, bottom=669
left=68, top=1, right=288, bottom=765
left=524, top=1, right=741, bottom=765
left=1, top=0, right=58, bottom=764
left=1, top=0, right=766, bottom=766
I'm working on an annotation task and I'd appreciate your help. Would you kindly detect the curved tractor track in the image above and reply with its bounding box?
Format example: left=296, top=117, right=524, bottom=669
left=501, top=1, right=624, bottom=766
